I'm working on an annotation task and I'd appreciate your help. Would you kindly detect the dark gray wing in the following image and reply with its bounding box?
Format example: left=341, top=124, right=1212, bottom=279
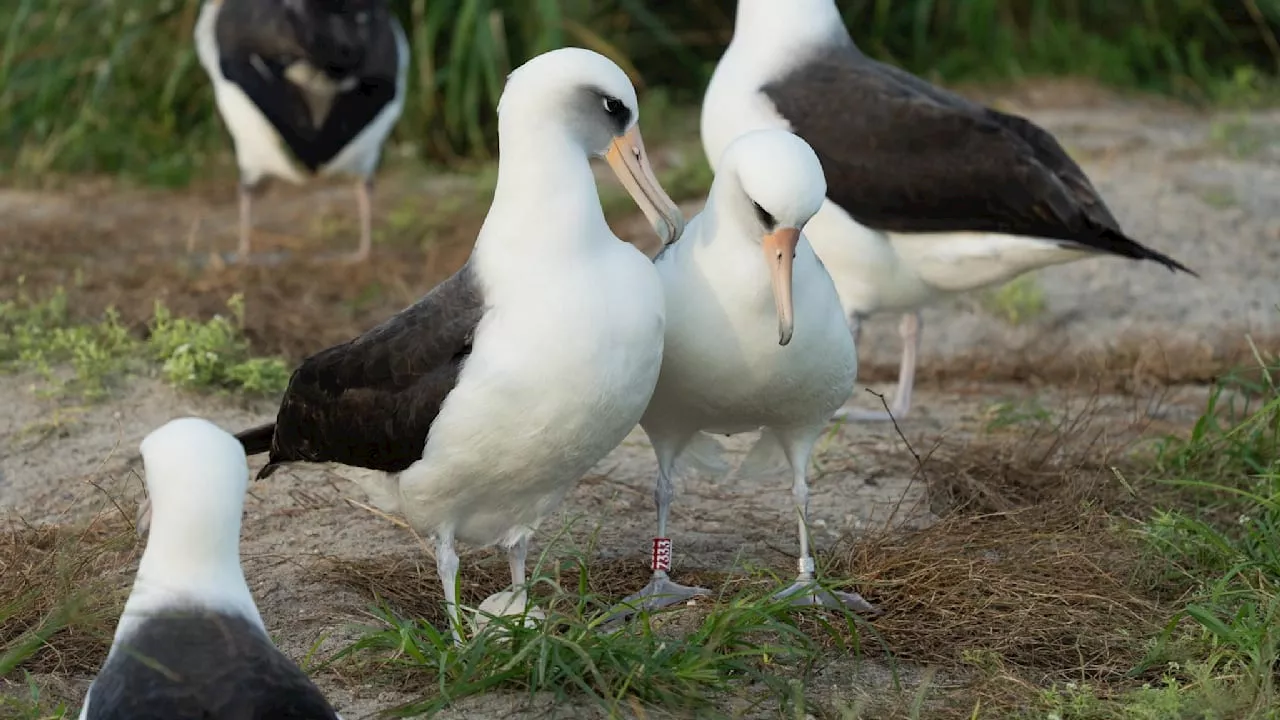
left=239, top=262, right=485, bottom=477
left=214, top=0, right=402, bottom=171
left=86, top=609, right=336, bottom=720
left=762, top=49, right=1193, bottom=273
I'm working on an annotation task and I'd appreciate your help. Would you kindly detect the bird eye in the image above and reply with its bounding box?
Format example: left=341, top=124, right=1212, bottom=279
left=601, top=96, right=624, bottom=116
left=753, top=202, right=775, bottom=229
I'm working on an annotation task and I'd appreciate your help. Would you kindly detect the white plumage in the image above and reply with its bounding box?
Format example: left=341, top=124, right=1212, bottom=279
left=237, top=47, right=685, bottom=643
left=702, top=0, right=1191, bottom=422
left=80, top=418, right=339, bottom=720
left=615, top=129, right=874, bottom=616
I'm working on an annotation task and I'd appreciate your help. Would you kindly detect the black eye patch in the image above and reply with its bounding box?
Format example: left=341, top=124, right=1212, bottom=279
left=597, top=92, right=631, bottom=134
left=753, top=202, right=775, bottom=229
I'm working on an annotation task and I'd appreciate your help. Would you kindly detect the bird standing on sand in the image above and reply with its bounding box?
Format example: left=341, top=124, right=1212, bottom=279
left=80, top=418, right=339, bottom=720
left=701, top=0, right=1194, bottom=422
left=194, top=0, right=409, bottom=263
left=234, top=47, right=684, bottom=642
left=613, top=129, right=873, bottom=618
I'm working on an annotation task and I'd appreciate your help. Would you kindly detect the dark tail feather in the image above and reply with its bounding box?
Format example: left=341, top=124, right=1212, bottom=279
left=236, top=422, right=286, bottom=480
left=1099, top=229, right=1198, bottom=277
left=235, top=422, right=275, bottom=456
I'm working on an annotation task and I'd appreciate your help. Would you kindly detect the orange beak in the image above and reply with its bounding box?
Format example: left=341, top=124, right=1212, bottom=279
left=762, top=227, right=799, bottom=346
left=605, top=126, right=685, bottom=258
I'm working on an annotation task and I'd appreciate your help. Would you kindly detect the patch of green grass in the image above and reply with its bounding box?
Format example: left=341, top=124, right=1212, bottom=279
left=866, top=2, right=1280, bottom=104
left=1128, top=354, right=1280, bottom=716
left=331, top=552, right=869, bottom=717
left=0, top=0, right=224, bottom=185
left=979, top=274, right=1048, bottom=326
left=0, top=283, right=289, bottom=399
left=1152, top=352, right=1278, bottom=481
left=1029, top=662, right=1254, bottom=719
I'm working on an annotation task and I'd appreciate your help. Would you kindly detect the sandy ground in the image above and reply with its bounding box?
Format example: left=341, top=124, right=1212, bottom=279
left=1, top=84, right=1278, bottom=716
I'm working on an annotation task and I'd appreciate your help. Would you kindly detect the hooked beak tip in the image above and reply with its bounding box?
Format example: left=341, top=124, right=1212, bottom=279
left=763, top=226, right=800, bottom=349
left=605, top=127, right=684, bottom=259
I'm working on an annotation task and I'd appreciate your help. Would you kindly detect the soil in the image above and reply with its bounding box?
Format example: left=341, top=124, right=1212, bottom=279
left=1, top=81, right=1277, bottom=717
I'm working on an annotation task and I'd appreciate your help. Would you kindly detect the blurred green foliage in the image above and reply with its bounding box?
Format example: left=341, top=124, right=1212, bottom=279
left=0, top=0, right=1277, bottom=184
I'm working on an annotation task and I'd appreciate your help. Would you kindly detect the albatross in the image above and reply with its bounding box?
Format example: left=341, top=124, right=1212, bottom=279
left=194, top=0, right=409, bottom=262
left=233, top=47, right=684, bottom=641
left=80, top=417, right=339, bottom=720
left=702, top=0, right=1194, bottom=422
left=613, top=129, right=871, bottom=616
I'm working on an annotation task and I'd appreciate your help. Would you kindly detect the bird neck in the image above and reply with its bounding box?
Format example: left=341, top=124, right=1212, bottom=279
left=480, top=120, right=610, bottom=254
left=679, top=184, right=759, bottom=273
left=118, top=514, right=262, bottom=642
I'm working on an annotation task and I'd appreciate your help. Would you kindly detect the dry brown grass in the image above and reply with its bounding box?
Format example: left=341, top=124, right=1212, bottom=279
left=822, top=388, right=1193, bottom=710
left=867, top=333, right=1279, bottom=393
left=841, top=510, right=1163, bottom=681
left=923, top=392, right=1158, bottom=515
left=0, top=511, right=137, bottom=676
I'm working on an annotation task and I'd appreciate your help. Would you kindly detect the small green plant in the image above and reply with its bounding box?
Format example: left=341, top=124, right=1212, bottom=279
left=0, top=285, right=289, bottom=399
left=1036, top=681, right=1109, bottom=719
left=979, top=274, right=1048, bottom=326
left=0, top=283, right=138, bottom=399
left=147, top=295, right=290, bottom=395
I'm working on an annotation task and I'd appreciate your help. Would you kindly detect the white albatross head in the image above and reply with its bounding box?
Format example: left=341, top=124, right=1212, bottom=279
left=712, top=129, right=827, bottom=346
left=135, top=417, right=249, bottom=547
left=116, top=417, right=262, bottom=642
left=497, top=47, right=685, bottom=252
